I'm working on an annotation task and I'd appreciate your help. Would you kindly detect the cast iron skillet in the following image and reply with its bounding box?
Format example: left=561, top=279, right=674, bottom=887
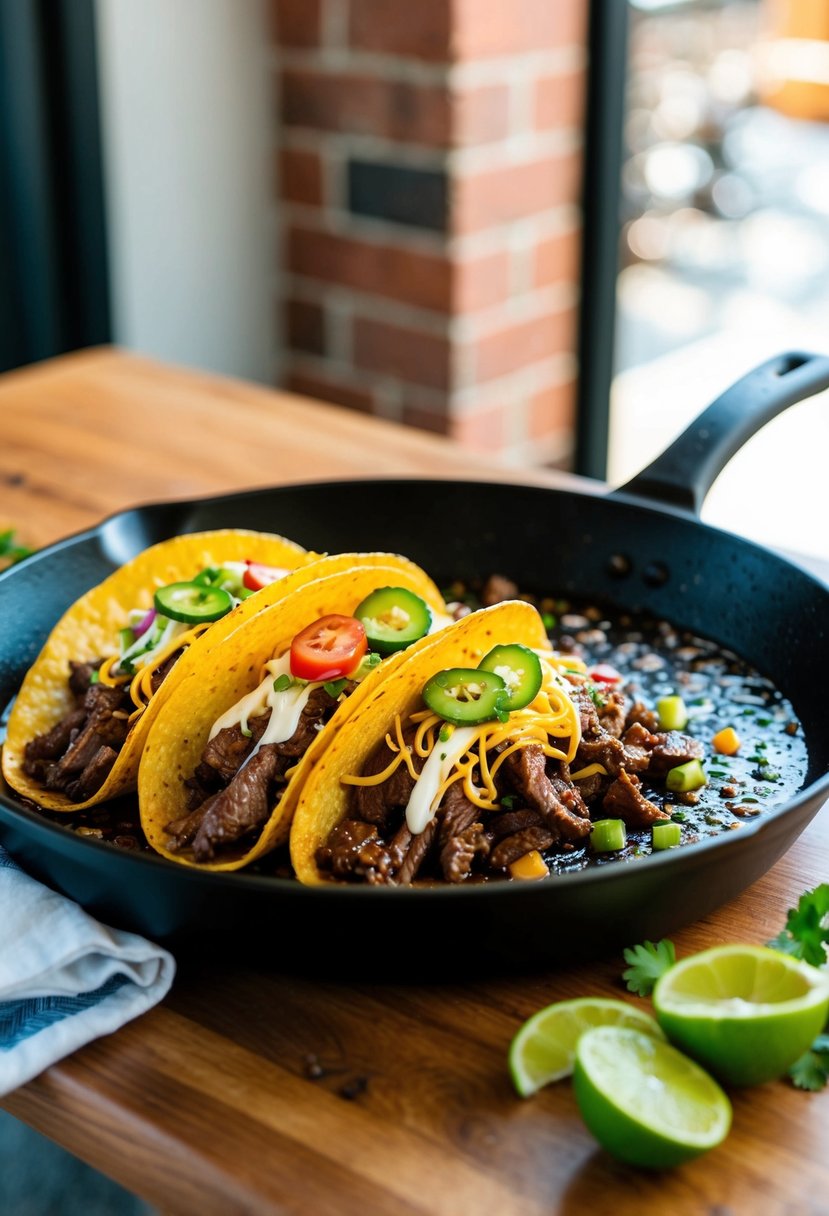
left=1, top=352, right=827, bottom=975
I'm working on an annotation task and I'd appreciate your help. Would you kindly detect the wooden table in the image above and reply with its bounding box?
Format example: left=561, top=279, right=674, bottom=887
left=1, top=348, right=827, bottom=1216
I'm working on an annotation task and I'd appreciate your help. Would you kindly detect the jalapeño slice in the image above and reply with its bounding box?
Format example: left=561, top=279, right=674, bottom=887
left=422, top=667, right=509, bottom=726
left=477, top=643, right=542, bottom=711
left=353, top=586, right=432, bottom=655
left=153, top=581, right=233, bottom=624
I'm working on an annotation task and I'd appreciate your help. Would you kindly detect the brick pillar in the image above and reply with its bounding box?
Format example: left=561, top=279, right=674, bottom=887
left=272, top=0, right=588, bottom=464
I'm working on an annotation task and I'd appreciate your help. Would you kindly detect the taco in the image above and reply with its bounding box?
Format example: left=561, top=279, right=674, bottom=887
left=138, top=559, right=451, bottom=871
left=288, top=600, right=598, bottom=885
left=1, top=529, right=315, bottom=811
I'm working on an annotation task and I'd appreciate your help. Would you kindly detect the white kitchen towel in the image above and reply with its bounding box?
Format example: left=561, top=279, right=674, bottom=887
left=0, top=845, right=175, bottom=1095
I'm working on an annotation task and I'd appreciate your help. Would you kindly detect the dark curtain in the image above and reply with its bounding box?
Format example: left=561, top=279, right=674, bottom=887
left=0, top=0, right=110, bottom=374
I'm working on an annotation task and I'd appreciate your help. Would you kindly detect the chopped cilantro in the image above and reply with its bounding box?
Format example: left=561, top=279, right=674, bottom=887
left=323, top=678, right=348, bottom=699
left=621, top=938, right=676, bottom=996
left=500, top=794, right=519, bottom=810
left=670, top=810, right=686, bottom=822
left=541, top=611, right=557, bottom=631
left=586, top=682, right=606, bottom=709
left=89, top=670, right=100, bottom=685
left=756, top=716, right=772, bottom=727
left=273, top=674, right=295, bottom=693
left=767, top=884, right=829, bottom=968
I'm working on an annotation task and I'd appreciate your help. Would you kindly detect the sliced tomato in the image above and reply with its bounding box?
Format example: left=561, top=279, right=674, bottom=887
left=589, top=663, right=622, bottom=685
left=244, top=561, right=287, bottom=592
left=290, top=614, right=367, bottom=681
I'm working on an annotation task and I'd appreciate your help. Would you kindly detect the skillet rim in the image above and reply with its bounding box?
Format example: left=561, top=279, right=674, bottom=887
left=1, top=475, right=826, bottom=901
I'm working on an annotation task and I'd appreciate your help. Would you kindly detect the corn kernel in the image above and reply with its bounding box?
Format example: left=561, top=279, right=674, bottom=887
left=509, top=849, right=549, bottom=881
left=712, top=726, right=741, bottom=755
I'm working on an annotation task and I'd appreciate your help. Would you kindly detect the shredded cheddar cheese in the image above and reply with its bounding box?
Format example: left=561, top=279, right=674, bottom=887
left=342, top=652, right=582, bottom=824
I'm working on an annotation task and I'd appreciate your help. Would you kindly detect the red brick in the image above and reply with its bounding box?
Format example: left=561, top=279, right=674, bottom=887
left=453, top=152, right=583, bottom=234
left=285, top=369, right=375, bottom=415
left=468, top=305, right=577, bottom=384
left=284, top=299, right=326, bottom=355
left=453, top=85, right=511, bottom=146
left=349, top=0, right=451, bottom=61
left=450, top=403, right=509, bottom=451
left=534, top=70, right=587, bottom=132
left=453, top=0, right=589, bottom=60
left=400, top=401, right=452, bottom=436
left=526, top=377, right=577, bottom=440
left=533, top=227, right=582, bottom=289
left=287, top=226, right=452, bottom=312
left=281, top=70, right=450, bottom=145
left=279, top=148, right=324, bottom=207
left=353, top=318, right=451, bottom=389
left=453, top=251, right=512, bottom=313
left=269, top=0, right=321, bottom=47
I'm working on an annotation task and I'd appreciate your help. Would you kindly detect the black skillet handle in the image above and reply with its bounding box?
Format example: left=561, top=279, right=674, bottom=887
left=614, top=351, right=829, bottom=516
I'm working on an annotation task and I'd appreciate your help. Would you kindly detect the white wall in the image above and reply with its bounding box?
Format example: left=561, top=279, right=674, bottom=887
left=95, top=0, right=276, bottom=383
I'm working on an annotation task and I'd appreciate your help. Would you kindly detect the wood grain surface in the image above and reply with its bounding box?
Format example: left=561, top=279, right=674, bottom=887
left=1, top=349, right=827, bottom=1216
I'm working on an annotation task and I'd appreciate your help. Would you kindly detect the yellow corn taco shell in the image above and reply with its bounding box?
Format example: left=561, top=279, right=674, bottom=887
left=289, top=601, right=551, bottom=884
left=1, top=529, right=311, bottom=811
left=138, top=560, right=449, bottom=871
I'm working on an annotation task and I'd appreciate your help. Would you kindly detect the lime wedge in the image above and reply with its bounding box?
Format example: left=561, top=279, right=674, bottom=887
left=653, top=944, right=829, bottom=1086
left=509, top=997, right=664, bottom=1097
left=573, top=1026, right=732, bottom=1169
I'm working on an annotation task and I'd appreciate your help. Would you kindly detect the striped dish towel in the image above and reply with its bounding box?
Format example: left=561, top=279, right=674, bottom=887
left=0, top=845, right=175, bottom=1095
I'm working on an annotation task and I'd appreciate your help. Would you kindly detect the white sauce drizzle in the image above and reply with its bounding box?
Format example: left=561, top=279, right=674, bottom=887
left=208, top=653, right=315, bottom=769
left=404, top=725, right=479, bottom=835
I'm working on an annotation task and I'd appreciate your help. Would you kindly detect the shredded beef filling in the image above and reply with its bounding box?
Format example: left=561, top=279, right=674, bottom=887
left=316, top=679, right=704, bottom=886
left=23, top=644, right=191, bottom=803
left=167, top=684, right=344, bottom=862
left=23, top=661, right=133, bottom=801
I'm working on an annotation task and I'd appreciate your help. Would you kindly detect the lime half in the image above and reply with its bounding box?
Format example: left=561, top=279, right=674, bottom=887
left=573, top=1026, right=732, bottom=1169
left=509, top=997, right=664, bottom=1097
left=653, top=944, right=829, bottom=1087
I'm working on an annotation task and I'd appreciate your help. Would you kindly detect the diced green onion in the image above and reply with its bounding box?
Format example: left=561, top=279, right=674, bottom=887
left=590, top=818, right=626, bottom=852
left=119, top=627, right=136, bottom=651
left=656, top=695, right=688, bottom=731
left=670, top=810, right=686, bottom=822
left=652, top=822, right=681, bottom=850
left=323, top=678, right=349, bottom=699
left=665, top=759, right=707, bottom=792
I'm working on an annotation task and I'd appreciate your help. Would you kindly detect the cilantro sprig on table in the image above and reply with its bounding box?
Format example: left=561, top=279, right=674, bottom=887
left=621, top=939, right=676, bottom=996
left=0, top=529, right=33, bottom=566
left=621, top=883, right=829, bottom=1089
left=766, top=884, right=829, bottom=968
